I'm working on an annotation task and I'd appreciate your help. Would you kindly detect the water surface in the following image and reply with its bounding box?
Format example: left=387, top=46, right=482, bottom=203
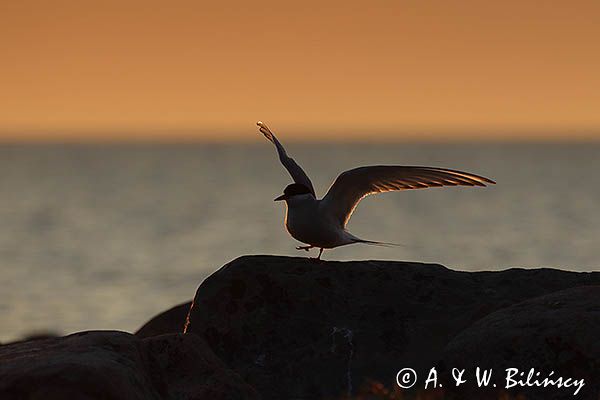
left=0, top=143, right=598, bottom=341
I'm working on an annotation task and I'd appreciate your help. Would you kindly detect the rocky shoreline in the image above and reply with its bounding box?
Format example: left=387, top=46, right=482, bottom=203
left=1, top=255, right=599, bottom=399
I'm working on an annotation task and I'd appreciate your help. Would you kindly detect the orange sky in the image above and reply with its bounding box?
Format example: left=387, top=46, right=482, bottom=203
left=1, top=0, right=599, bottom=141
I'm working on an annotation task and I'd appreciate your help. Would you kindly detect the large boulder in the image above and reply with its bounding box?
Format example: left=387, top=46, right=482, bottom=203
left=440, top=286, right=600, bottom=400
left=0, top=330, right=259, bottom=400
left=184, top=255, right=599, bottom=399
left=136, top=301, right=192, bottom=338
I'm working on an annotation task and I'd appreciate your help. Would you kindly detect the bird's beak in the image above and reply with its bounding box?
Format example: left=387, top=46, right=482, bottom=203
left=274, top=194, right=287, bottom=201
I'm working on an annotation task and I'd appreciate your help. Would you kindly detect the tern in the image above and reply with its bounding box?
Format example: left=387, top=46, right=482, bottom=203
left=257, top=121, right=495, bottom=259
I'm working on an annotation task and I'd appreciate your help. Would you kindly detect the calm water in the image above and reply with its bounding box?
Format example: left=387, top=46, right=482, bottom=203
left=0, top=143, right=598, bottom=341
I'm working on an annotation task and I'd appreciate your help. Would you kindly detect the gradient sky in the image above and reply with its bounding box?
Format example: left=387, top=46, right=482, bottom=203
left=1, top=0, right=599, bottom=141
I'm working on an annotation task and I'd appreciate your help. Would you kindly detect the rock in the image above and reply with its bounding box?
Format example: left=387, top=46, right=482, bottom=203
left=136, top=301, right=192, bottom=338
left=184, top=255, right=600, bottom=400
left=439, top=286, right=600, bottom=400
left=0, top=331, right=60, bottom=346
left=0, top=330, right=259, bottom=400
left=143, top=332, right=260, bottom=400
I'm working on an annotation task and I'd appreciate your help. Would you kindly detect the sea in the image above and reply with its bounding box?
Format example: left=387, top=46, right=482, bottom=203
left=0, top=142, right=598, bottom=342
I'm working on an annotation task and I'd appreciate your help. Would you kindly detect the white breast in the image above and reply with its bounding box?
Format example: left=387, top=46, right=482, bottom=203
left=284, top=195, right=351, bottom=248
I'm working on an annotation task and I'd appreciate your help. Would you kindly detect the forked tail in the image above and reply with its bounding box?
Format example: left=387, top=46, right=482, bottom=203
left=346, top=232, right=405, bottom=248
left=354, top=238, right=403, bottom=247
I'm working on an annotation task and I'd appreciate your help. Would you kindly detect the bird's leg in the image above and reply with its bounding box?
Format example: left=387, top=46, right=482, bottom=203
left=306, top=246, right=325, bottom=261
left=317, top=248, right=324, bottom=260
left=296, top=245, right=313, bottom=252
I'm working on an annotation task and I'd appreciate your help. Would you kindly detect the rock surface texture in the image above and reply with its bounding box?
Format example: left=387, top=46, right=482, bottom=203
left=440, top=285, right=600, bottom=400
left=0, top=330, right=259, bottom=400
left=184, top=255, right=600, bottom=400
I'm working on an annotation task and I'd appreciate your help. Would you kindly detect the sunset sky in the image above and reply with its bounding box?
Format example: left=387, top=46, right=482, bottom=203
left=1, top=0, right=599, bottom=141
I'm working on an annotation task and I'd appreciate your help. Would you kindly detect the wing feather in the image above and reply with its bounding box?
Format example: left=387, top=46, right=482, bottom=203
left=321, top=166, right=495, bottom=226
left=257, top=121, right=316, bottom=196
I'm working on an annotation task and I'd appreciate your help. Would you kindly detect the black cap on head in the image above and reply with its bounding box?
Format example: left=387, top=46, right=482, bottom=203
left=283, top=183, right=312, bottom=196
left=274, top=183, right=313, bottom=201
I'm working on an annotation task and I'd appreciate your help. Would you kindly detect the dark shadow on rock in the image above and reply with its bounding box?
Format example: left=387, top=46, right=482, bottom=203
left=0, top=330, right=260, bottom=400
left=184, top=255, right=600, bottom=400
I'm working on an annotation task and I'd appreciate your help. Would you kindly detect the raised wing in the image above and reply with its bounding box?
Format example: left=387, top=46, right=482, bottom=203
left=321, top=165, right=495, bottom=227
left=257, top=121, right=315, bottom=196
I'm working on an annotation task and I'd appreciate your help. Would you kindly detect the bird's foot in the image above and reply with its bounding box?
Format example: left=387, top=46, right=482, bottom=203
left=296, top=245, right=313, bottom=252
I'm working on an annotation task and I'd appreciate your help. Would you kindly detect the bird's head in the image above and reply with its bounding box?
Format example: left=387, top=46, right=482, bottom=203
left=274, top=183, right=313, bottom=202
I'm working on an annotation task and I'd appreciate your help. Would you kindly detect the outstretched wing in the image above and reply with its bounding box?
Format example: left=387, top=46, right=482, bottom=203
left=321, top=165, right=495, bottom=227
left=257, top=121, right=315, bottom=196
